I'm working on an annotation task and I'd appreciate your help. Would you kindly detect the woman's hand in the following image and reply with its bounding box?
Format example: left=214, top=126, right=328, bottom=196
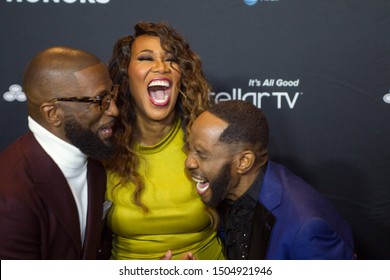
left=160, top=250, right=195, bottom=260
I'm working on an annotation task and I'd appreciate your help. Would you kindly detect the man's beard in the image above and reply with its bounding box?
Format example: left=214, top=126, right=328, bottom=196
left=206, top=163, right=232, bottom=208
left=64, top=115, right=115, bottom=161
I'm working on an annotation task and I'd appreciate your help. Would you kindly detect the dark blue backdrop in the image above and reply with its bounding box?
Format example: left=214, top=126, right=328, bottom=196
left=1, top=0, right=389, bottom=259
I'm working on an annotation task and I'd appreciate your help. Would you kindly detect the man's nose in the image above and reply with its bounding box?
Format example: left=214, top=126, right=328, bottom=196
left=105, top=99, right=119, bottom=117
left=185, top=152, right=198, bottom=170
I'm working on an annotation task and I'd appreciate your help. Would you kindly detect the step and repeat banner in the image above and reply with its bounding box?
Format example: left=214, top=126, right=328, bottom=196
left=0, top=0, right=389, bottom=259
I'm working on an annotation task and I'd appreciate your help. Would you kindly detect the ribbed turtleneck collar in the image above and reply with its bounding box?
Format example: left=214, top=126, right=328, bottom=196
left=28, top=116, right=87, bottom=169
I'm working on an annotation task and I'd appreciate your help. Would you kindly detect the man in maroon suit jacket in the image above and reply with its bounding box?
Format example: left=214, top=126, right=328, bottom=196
left=0, top=46, right=118, bottom=259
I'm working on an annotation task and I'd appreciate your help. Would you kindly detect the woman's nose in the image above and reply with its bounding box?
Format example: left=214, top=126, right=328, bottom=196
left=151, top=60, right=170, bottom=73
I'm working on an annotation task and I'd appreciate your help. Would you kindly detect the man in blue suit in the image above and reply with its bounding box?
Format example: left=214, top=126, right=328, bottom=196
left=185, top=100, right=355, bottom=259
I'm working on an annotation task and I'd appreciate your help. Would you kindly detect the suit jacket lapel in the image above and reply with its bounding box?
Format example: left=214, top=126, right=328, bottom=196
left=81, top=158, right=106, bottom=259
left=248, top=161, right=281, bottom=259
left=248, top=202, right=276, bottom=259
left=23, top=133, right=82, bottom=254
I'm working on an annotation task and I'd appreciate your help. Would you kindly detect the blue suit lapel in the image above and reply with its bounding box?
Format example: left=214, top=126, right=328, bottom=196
left=258, top=161, right=283, bottom=212
left=247, top=161, right=283, bottom=259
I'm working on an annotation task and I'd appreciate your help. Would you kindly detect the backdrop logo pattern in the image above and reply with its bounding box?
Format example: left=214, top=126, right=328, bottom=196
left=5, top=0, right=110, bottom=4
left=3, top=84, right=26, bottom=102
left=243, top=0, right=258, bottom=6
left=243, top=0, right=280, bottom=6
left=383, top=91, right=390, bottom=104
left=211, top=78, right=303, bottom=109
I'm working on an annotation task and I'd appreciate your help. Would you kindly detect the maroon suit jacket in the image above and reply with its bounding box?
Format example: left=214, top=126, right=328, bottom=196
left=0, top=132, right=110, bottom=259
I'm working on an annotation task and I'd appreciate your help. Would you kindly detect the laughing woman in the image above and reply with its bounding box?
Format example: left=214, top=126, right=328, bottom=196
left=104, top=21, right=225, bottom=260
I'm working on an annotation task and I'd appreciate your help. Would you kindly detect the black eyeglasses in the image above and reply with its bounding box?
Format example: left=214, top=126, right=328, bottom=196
left=49, top=84, right=119, bottom=112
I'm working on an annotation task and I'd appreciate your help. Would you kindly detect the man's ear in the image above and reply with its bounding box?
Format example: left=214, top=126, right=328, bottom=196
left=40, top=102, right=63, bottom=127
left=236, top=150, right=256, bottom=174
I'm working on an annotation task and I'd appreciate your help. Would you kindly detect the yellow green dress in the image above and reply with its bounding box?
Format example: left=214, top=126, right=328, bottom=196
left=106, top=119, right=225, bottom=260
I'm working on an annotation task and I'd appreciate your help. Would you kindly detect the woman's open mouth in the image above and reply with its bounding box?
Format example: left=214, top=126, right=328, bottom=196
left=147, top=78, right=171, bottom=106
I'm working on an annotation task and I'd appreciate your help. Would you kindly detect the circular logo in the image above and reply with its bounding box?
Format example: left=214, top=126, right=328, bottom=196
left=9, top=84, right=22, bottom=93
left=3, top=84, right=27, bottom=102
left=244, top=0, right=258, bottom=6
left=3, top=91, right=16, bottom=102
left=383, top=93, right=390, bottom=104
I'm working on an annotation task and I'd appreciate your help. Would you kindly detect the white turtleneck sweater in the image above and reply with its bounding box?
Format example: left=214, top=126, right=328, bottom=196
left=28, top=116, right=88, bottom=245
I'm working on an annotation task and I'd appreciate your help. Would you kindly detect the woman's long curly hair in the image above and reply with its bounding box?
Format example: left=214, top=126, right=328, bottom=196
left=105, top=21, right=214, bottom=213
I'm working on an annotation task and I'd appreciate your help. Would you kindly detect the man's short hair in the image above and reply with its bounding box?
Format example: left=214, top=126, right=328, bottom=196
left=207, top=100, right=269, bottom=150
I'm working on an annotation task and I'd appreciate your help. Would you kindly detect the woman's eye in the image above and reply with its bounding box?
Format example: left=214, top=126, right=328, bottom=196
left=138, top=55, right=153, bottom=61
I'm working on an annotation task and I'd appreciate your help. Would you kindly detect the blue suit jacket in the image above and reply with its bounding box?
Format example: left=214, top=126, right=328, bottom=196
left=222, top=161, right=355, bottom=259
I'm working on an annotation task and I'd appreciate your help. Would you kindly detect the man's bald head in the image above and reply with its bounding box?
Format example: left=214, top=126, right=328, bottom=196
left=23, top=46, right=102, bottom=120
